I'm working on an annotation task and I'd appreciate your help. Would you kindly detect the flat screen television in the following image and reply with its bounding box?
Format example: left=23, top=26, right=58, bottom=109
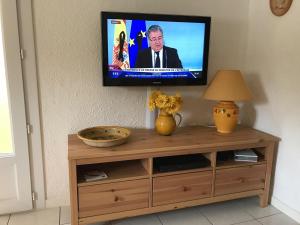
left=101, top=12, right=211, bottom=86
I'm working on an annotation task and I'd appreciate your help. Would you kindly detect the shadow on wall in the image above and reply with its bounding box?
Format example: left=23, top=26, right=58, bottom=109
left=240, top=102, right=256, bottom=127
left=182, top=96, right=215, bottom=126
left=240, top=72, right=268, bottom=127
left=157, top=86, right=214, bottom=127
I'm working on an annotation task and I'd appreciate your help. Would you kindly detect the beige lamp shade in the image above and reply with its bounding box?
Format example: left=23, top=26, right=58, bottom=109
left=203, top=70, right=252, bottom=101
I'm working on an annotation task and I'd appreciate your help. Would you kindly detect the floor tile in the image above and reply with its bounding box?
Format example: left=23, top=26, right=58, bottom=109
left=237, top=197, right=281, bottom=219
left=4, top=201, right=300, bottom=225
left=89, top=222, right=110, bottom=225
left=258, top=213, right=300, bottom=225
left=111, top=214, right=161, bottom=225
left=158, top=207, right=211, bottom=225
left=60, top=206, right=70, bottom=225
left=199, top=200, right=254, bottom=225
left=235, top=220, right=262, bottom=225
left=9, top=208, right=59, bottom=225
left=0, top=215, right=9, bottom=225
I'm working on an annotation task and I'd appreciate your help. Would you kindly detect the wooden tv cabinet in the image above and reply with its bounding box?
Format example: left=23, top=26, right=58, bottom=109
left=68, top=126, right=280, bottom=225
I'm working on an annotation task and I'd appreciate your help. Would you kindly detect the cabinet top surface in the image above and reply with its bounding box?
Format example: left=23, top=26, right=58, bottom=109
left=68, top=126, right=280, bottom=161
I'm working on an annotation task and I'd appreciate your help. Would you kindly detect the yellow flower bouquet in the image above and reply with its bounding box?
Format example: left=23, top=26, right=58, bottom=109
left=148, top=90, right=182, bottom=114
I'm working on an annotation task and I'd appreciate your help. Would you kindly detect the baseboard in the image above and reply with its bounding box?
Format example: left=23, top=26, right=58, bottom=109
left=271, top=196, right=300, bottom=223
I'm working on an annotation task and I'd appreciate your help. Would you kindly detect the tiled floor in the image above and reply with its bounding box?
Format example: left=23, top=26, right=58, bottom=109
left=0, top=197, right=299, bottom=225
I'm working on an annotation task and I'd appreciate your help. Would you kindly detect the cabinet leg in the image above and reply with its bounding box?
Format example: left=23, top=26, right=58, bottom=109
left=260, top=142, right=276, bottom=208
left=259, top=193, right=269, bottom=208
left=69, top=160, right=79, bottom=225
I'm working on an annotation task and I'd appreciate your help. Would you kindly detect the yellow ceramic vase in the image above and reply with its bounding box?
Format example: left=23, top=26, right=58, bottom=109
left=155, top=110, right=182, bottom=136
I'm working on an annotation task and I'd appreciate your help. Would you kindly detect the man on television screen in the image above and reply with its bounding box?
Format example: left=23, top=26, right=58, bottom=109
left=135, top=25, right=183, bottom=68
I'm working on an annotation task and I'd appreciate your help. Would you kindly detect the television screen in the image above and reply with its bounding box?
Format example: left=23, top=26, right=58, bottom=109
left=101, top=12, right=211, bottom=86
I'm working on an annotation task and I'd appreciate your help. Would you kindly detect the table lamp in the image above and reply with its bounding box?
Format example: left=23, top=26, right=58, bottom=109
left=203, top=70, right=252, bottom=133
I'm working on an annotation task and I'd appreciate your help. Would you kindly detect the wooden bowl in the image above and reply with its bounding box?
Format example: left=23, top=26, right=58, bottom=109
left=77, top=126, right=131, bottom=148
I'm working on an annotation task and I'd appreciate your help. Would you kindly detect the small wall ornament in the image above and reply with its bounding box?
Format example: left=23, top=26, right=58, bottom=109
left=270, top=0, right=293, bottom=16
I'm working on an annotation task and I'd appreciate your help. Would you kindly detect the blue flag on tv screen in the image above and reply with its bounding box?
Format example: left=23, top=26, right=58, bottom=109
left=129, top=20, right=148, bottom=68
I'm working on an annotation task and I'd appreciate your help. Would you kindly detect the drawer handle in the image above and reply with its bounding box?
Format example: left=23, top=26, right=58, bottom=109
left=114, top=196, right=120, bottom=202
left=183, top=186, right=189, bottom=192
left=238, top=178, right=246, bottom=183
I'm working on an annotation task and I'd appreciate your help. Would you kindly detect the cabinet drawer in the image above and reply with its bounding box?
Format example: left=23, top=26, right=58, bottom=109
left=78, top=179, right=149, bottom=218
left=215, top=164, right=266, bottom=196
left=153, top=171, right=212, bottom=206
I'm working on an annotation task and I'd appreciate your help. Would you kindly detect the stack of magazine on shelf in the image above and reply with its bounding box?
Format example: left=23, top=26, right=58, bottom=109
left=83, top=170, right=108, bottom=182
left=234, top=149, right=258, bottom=162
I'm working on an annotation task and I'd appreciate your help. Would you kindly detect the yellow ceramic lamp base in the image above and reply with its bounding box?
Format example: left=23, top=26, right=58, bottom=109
left=213, top=101, right=239, bottom=134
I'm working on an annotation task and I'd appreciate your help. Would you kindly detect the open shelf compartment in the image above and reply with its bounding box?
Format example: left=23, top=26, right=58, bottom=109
left=152, top=153, right=212, bottom=177
left=77, top=159, right=150, bottom=186
left=216, top=147, right=266, bottom=169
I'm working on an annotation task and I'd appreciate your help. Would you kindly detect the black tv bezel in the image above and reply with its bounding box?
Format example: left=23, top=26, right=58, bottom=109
left=101, top=11, right=211, bottom=86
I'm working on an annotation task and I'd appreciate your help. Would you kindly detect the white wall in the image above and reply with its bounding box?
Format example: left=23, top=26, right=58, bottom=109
left=31, top=0, right=300, bottom=220
left=245, top=1, right=300, bottom=222
left=32, top=0, right=250, bottom=207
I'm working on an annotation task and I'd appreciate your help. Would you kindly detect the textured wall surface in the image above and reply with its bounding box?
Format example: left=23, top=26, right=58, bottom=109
left=32, top=0, right=250, bottom=206
left=244, top=1, right=300, bottom=222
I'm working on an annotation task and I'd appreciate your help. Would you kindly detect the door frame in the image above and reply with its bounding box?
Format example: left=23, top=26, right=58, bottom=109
left=0, top=0, right=32, bottom=213
left=16, top=0, right=45, bottom=209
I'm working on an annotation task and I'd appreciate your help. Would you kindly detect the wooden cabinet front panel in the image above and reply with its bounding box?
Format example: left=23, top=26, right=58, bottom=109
left=215, top=164, right=267, bottom=196
left=153, top=171, right=212, bottom=206
left=78, top=179, right=149, bottom=218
